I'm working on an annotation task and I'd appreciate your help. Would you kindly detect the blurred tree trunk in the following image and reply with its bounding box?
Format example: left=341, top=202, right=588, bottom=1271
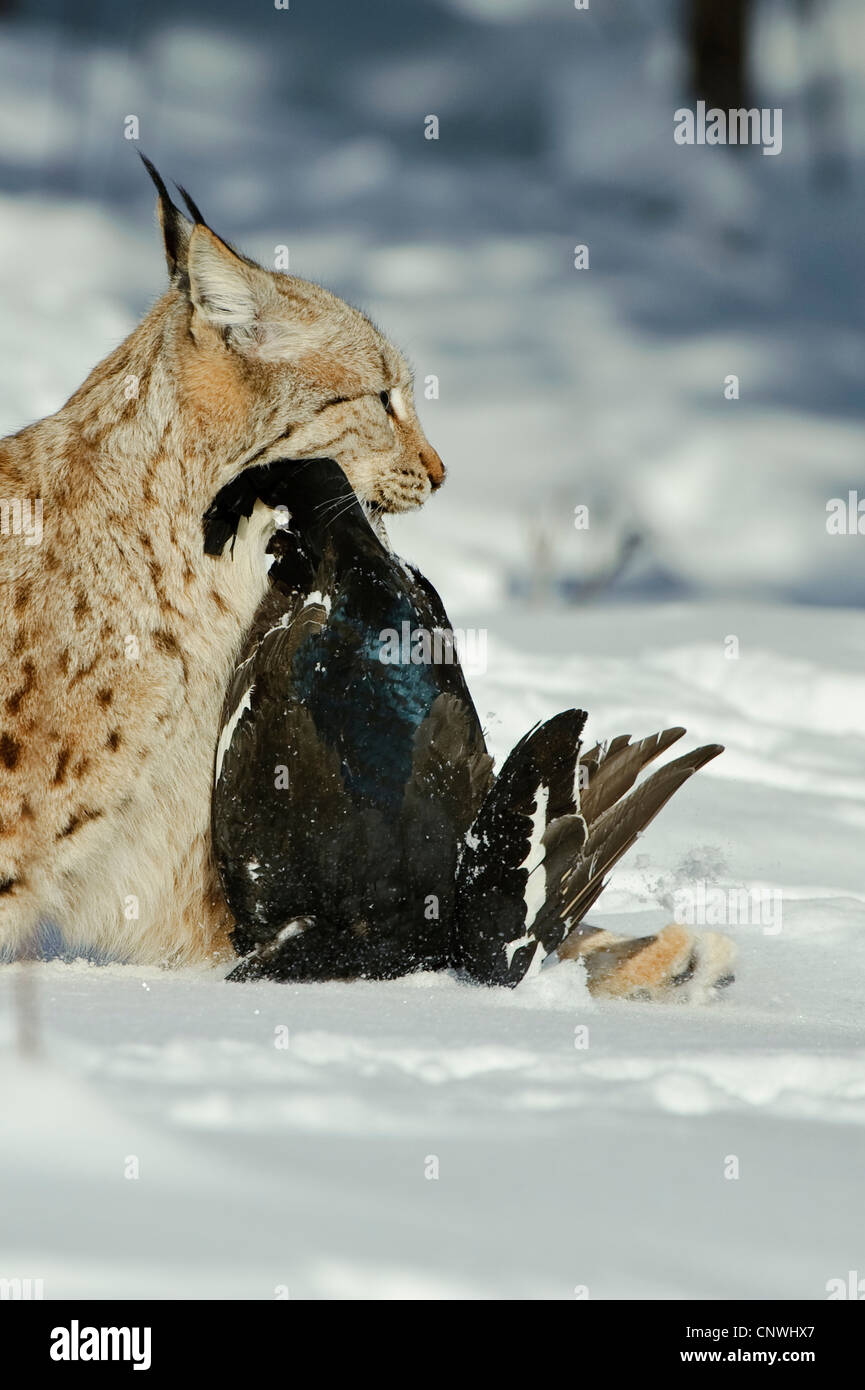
left=686, top=0, right=753, bottom=112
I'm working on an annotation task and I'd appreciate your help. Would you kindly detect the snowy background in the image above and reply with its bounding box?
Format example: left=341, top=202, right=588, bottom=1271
left=1, top=0, right=864, bottom=1299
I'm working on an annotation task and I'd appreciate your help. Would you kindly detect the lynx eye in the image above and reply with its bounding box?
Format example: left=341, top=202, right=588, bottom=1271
left=379, top=390, right=393, bottom=415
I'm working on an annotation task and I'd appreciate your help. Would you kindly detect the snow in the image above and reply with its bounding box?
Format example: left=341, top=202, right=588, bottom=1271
left=2, top=602, right=864, bottom=1299
left=1, top=0, right=864, bottom=1300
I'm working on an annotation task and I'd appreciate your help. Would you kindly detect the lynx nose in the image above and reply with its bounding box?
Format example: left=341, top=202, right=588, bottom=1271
left=420, top=446, right=445, bottom=490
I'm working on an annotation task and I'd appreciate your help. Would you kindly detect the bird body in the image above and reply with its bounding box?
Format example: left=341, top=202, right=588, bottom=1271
left=206, top=458, right=731, bottom=994
left=208, top=459, right=493, bottom=979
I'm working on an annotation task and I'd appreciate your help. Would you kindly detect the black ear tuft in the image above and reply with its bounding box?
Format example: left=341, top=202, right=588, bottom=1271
left=139, top=152, right=191, bottom=286
left=139, top=152, right=172, bottom=210
left=174, top=182, right=208, bottom=228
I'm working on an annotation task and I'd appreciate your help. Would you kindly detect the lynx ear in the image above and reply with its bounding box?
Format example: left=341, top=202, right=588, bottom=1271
left=186, top=223, right=274, bottom=337
left=139, top=154, right=192, bottom=287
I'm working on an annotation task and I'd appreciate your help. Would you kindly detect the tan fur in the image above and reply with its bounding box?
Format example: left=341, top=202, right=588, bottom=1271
left=0, top=191, right=443, bottom=965
left=560, top=924, right=736, bottom=1001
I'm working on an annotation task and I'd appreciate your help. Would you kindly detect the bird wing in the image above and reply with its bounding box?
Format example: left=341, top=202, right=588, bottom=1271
left=453, top=708, right=588, bottom=985
left=399, top=559, right=487, bottom=736
left=211, top=601, right=355, bottom=936
left=558, top=738, right=724, bottom=935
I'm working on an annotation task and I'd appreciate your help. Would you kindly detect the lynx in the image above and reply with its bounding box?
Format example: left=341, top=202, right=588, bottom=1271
left=0, top=163, right=443, bottom=965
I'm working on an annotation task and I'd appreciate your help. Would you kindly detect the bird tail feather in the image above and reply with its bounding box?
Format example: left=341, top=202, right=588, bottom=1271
left=453, top=722, right=730, bottom=994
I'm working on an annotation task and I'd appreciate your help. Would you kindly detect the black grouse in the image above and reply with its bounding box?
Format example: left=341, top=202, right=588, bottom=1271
left=204, top=458, right=727, bottom=991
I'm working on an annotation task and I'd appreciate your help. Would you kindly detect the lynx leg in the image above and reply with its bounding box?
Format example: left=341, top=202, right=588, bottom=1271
left=157, top=836, right=235, bottom=967
left=0, top=882, right=47, bottom=961
left=558, top=923, right=736, bottom=1002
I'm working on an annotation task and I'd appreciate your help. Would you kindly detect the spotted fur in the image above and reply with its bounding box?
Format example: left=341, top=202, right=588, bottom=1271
left=0, top=169, right=443, bottom=964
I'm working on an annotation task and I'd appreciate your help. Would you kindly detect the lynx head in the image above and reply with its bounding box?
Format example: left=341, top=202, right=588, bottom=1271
left=143, top=157, right=444, bottom=513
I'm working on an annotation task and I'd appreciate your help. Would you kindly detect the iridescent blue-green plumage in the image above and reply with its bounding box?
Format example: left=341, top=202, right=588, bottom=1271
left=206, top=458, right=723, bottom=986
left=208, top=458, right=493, bottom=979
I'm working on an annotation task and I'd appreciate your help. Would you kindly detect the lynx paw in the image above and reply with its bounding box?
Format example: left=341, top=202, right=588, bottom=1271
left=558, top=923, right=736, bottom=1003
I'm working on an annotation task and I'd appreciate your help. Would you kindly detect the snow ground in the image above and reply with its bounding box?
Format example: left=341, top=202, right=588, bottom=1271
left=2, top=603, right=864, bottom=1300
left=1, top=0, right=864, bottom=1299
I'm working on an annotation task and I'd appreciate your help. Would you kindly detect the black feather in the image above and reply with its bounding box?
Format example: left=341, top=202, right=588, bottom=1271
left=206, top=458, right=723, bottom=986
left=210, top=458, right=490, bottom=980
